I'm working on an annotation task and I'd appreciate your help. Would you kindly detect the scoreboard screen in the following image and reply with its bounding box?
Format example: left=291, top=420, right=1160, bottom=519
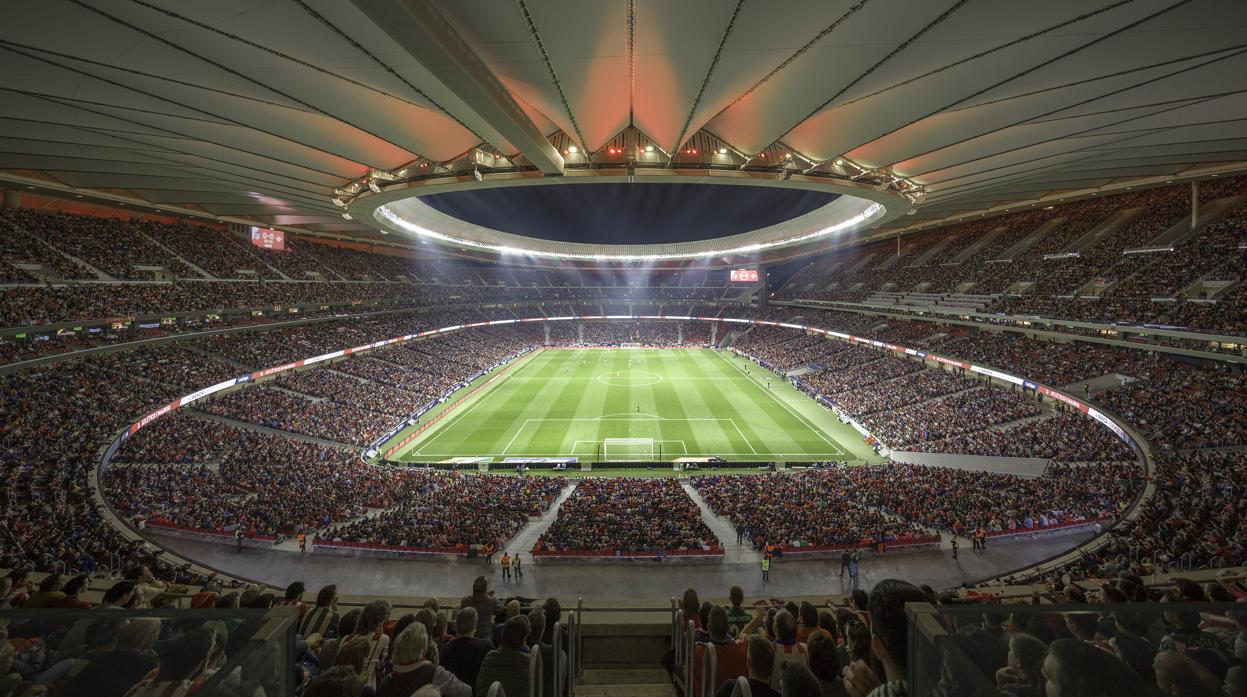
left=250, top=227, right=285, bottom=251
left=730, top=268, right=759, bottom=283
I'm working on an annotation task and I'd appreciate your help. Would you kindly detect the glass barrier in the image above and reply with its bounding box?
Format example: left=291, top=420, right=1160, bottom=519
left=906, top=600, right=1244, bottom=697
left=0, top=607, right=299, bottom=697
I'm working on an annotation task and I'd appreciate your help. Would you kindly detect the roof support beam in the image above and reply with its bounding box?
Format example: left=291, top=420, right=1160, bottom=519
left=350, top=0, right=565, bottom=175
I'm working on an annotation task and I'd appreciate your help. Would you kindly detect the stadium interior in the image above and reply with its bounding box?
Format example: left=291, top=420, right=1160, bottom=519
left=1, top=2, right=1246, bottom=697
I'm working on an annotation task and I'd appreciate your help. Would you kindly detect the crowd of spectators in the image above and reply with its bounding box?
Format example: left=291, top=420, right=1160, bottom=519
left=1096, top=362, right=1246, bottom=450
left=536, top=478, right=716, bottom=553
left=200, top=387, right=398, bottom=447
left=692, top=470, right=932, bottom=551
left=321, top=471, right=566, bottom=551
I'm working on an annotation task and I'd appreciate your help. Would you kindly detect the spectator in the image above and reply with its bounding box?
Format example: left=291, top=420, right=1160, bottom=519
left=695, top=606, right=748, bottom=697
left=782, top=663, right=825, bottom=697
left=442, top=608, right=493, bottom=688
left=717, top=635, right=781, bottom=697
left=1042, top=638, right=1149, bottom=697
left=844, top=580, right=927, bottom=697
left=475, top=615, right=531, bottom=697
left=377, top=622, right=471, bottom=697
left=302, top=665, right=363, bottom=697
left=300, top=585, right=340, bottom=640
left=806, top=633, right=846, bottom=697
left=995, top=633, right=1047, bottom=697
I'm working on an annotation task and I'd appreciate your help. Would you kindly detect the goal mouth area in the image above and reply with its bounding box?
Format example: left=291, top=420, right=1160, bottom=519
left=602, top=438, right=656, bottom=462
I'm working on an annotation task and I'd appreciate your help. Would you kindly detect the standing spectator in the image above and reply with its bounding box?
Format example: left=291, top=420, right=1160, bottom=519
left=500, top=552, right=511, bottom=581
left=475, top=616, right=531, bottom=697
left=806, top=633, right=847, bottom=697
left=461, top=577, right=502, bottom=640
left=727, top=587, right=752, bottom=636
left=694, top=607, right=748, bottom=697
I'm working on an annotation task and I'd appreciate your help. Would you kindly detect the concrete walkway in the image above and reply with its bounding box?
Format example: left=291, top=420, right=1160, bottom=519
left=681, top=481, right=761, bottom=564
left=505, top=482, right=577, bottom=557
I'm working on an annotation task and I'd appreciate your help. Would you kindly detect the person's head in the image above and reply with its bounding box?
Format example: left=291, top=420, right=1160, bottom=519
left=699, top=601, right=713, bottom=630
left=118, top=618, right=161, bottom=651
left=1109, top=631, right=1156, bottom=684
left=746, top=635, right=776, bottom=681
left=779, top=662, right=822, bottom=697
left=1007, top=633, right=1047, bottom=685
left=338, top=609, right=361, bottom=638
left=392, top=623, right=430, bottom=666
left=682, top=588, right=700, bottom=622
left=1154, top=650, right=1221, bottom=697
left=455, top=607, right=478, bottom=638
left=505, top=599, right=521, bottom=619
left=284, top=581, right=305, bottom=602
left=527, top=608, right=546, bottom=647
left=302, top=665, right=362, bottom=697
left=708, top=606, right=730, bottom=642
left=798, top=602, right=818, bottom=630
left=356, top=600, right=390, bottom=634
left=868, top=580, right=928, bottom=677
left=845, top=619, right=871, bottom=662
left=103, top=580, right=136, bottom=606
left=543, top=597, right=562, bottom=641
left=850, top=589, right=869, bottom=612
left=817, top=610, right=837, bottom=642
left=61, top=574, right=89, bottom=597
left=413, top=609, right=438, bottom=644
left=1043, top=637, right=1149, bottom=697
left=774, top=609, right=798, bottom=645
left=1065, top=613, right=1099, bottom=641
left=38, top=574, right=63, bottom=593
left=157, top=628, right=217, bottom=682
left=806, top=632, right=840, bottom=682
left=472, top=576, right=488, bottom=596
left=391, top=614, right=418, bottom=648
left=215, top=592, right=239, bottom=610
left=315, top=584, right=337, bottom=608
left=730, top=586, right=744, bottom=609
left=500, top=615, right=529, bottom=651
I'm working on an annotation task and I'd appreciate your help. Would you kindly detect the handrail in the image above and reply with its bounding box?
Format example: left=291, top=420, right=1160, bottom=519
left=672, top=609, right=686, bottom=692
left=488, top=681, right=506, bottom=697
left=701, top=640, right=717, bottom=697
left=575, top=596, right=584, bottom=678
left=552, top=620, right=564, bottom=697
left=683, top=619, right=696, bottom=697
left=529, top=645, right=542, bottom=697
left=731, top=675, right=753, bottom=697
left=566, top=611, right=577, bottom=697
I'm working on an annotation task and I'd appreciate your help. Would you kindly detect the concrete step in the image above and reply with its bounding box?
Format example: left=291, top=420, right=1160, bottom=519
left=581, top=668, right=670, bottom=684
left=575, top=685, right=675, bottom=697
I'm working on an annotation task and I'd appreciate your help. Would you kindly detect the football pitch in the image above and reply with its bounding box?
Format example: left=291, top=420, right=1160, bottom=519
left=384, top=348, right=883, bottom=464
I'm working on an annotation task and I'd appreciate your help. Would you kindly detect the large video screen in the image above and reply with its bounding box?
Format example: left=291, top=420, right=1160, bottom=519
left=730, top=268, right=759, bottom=283
left=250, top=227, right=285, bottom=251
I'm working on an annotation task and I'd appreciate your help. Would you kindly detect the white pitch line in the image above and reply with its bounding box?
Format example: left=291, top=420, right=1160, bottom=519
left=499, top=418, right=532, bottom=455
left=714, top=351, right=844, bottom=456
left=729, top=418, right=758, bottom=455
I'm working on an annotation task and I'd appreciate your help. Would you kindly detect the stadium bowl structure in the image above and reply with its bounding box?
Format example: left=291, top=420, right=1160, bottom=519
left=349, top=170, right=908, bottom=262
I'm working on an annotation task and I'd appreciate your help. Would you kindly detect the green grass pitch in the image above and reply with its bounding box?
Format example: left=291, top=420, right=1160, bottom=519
left=384, top=348, right=885, bottom=464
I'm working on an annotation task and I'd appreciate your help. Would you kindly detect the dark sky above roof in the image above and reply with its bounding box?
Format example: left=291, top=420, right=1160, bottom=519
left=419, top=183, right=837, bottom=245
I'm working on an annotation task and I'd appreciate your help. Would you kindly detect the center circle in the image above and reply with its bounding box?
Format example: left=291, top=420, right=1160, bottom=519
left=596, top=371, right=664, bottom=387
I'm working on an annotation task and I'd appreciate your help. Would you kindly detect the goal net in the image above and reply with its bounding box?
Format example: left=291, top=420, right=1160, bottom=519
left=603, top=437, right=655, bottom=462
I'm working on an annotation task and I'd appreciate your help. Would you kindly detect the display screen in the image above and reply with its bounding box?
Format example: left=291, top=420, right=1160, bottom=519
left=730, top=268, right=759, bottom=283
left=250, top=227, right=285, bottom=251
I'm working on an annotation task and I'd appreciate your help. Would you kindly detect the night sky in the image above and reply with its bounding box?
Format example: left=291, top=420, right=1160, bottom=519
left=420, top=183, right=838, bottom=245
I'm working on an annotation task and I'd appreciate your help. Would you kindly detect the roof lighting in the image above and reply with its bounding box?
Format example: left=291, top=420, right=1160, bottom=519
left=568, top=145, right=578, bottom=153
left=645, top=145, right=654, bottom=153
left=718, top=148, right=728, bottom=155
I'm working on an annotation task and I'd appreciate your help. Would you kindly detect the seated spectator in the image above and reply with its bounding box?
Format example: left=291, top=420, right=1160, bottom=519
left=475, top=615, right=531, bottom=697
left=694, top=606, right=748, bottom=697
left=300, top=585, right=340, bottom=640
left=995, top=633, right=1047, bottom=697
left=806, top=633, right=846, bottom=697
left=717, top=635, right=781, bottom=697
left=378, top=622, right=471, bottom=697
left=124, top=627, right=220, bottom=697
left=782, top=663, right=825, bottom=697
left=843, top=579, right=927, bottom=697
left=1041, top=638, right=1150, bottom=697
left=771, top=610, right=809, bottom=688
left=442, top=608, right=493, bottom=688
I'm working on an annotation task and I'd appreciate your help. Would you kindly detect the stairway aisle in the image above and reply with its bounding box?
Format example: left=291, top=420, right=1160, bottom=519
left=680, top=481, right=762, bottom=564
left=504, top=481, right=577, bottom=557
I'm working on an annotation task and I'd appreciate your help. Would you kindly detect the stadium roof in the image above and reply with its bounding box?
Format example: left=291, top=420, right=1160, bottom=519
left=2, top=0, right=1246, bottom=258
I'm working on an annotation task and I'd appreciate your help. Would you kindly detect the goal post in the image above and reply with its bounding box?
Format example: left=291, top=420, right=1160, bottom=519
left=602, top=437, right=655, bottom=462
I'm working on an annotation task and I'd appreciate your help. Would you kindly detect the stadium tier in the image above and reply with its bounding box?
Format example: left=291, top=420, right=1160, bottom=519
left=4, top=4, right=1247, bottom=696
